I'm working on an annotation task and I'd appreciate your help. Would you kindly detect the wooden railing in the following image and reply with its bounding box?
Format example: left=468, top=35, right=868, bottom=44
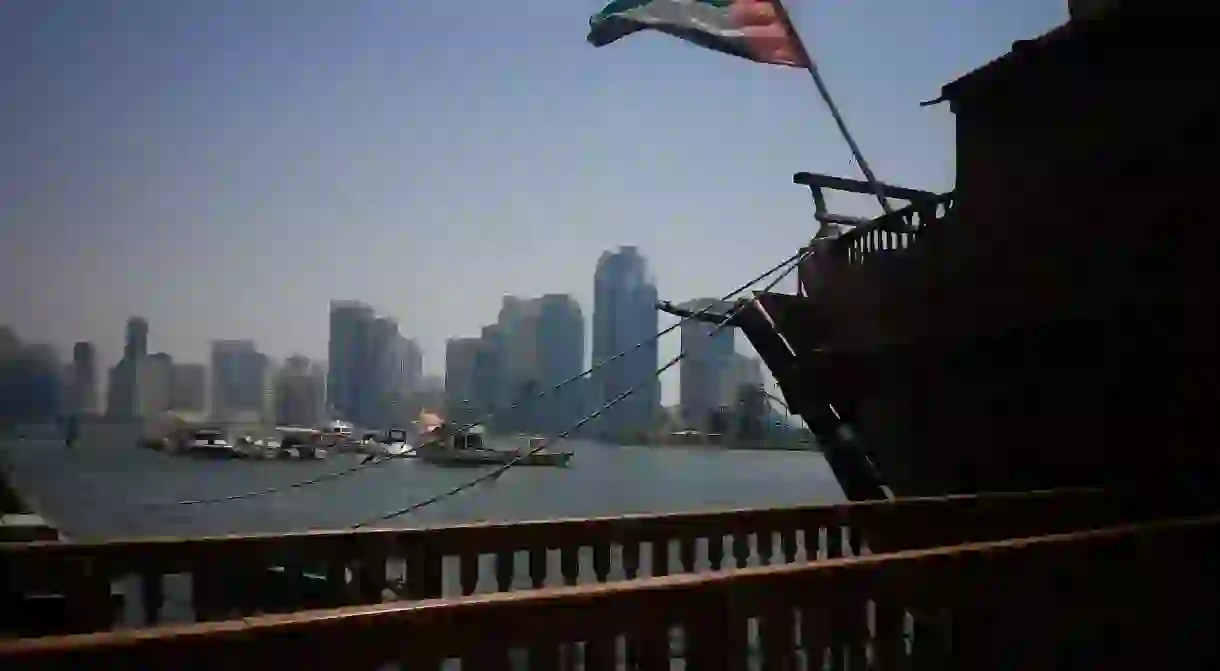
left=832, top=192, right=955, bottom=267
left=4, top=512, right=1216, bottom=670
left=0, top=488, right=1127, bottom=636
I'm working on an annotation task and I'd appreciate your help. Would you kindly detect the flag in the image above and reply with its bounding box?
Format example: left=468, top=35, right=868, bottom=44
left=588, top=0, right=807, bottom=68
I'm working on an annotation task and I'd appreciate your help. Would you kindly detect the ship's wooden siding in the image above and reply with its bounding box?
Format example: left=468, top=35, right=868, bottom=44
left=0, top=489, right=1116, bottom=637
left=3, top=513, right=1217, bottom=670
left=787, top=7, right=1220, bottom=499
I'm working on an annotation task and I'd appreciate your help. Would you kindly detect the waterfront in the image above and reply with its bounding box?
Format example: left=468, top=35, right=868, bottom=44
left=0, top=425, right=841, bottom=541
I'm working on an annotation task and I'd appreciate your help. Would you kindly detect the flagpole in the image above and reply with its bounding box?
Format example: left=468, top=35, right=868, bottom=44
left=770, top=0, right=894, bottom=216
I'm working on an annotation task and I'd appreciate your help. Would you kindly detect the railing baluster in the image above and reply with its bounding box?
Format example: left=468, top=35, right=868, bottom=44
left=708, top=535, right=725, bottom=571
left=759, top=606, right=796, bottom=671
left=593, top=542, right=612, bottom=582
left=620, top=541, right=642, bottom=669
left=65, top=557, right=111, bottom=633
left=779, top=528, right=797, bottom=565
left=826, top=526, right=842, bottom=559
left=584, top=634, right=616, bottom=671
left=799, top=603, right=830, bottom=671
left=325, top=557, right=349, bottom=606
left=757, top=530, right=775, bottom=566
left=529, top=547, right=548, bottom=588
left=845, top=591, right=868, bottom=671
left=637, top=623, right=671, bottom=670
left=526, top=547, right=559, bottom=671
left=679, top=535, right=697, bottom=573
left=139, top=571, right=163, bottom=626
left=356, top=538, right=389, bottom=603
left=732, top=531, right=750, bottom=569
left=802, top=525, right=821, bottom=562
left=190, top=566, right=216, bottom=623
left=495, top=551, right=514, bottom=592
left=685, top=593, right=730, bottom=671
left=651, top=538, right=671, bottom=577
left=560, top=546, right=580, bottom=586
left=622, top=542, right=641, bottom=579
left=459, top=552, right=479, bottom=595
left=874, top=598, right=907, bottom=671
left=908, top=598, right=947, bottom=671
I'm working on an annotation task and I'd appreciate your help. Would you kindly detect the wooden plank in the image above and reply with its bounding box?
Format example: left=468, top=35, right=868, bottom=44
left=793, top=172, right=940, bottom=204
left=0, top=489, right=1107, bottom=577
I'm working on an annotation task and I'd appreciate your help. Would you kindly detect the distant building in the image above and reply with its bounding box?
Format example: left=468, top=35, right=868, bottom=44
left=726, top=354, right=764, bottom=404
left=401, top=337, right=423, bottom=397
left=0, top=336, right=62, bottom=424
left=68, top=341, right=98, bottom=415
left=678, top=298, right=736, bottom=432
left=327, top=300, right=376, bottom=424
left=496, top=296, right=543, bottom=432
left=210, top=340, right=268, bottom=422
left=124, top=317, right=148, bottom=361
left=138, top=352, right=174, bottom=417
left=327, top=301, right=421, bottom=427
left=535, top=294, right=586, bottom=435
left=275, top=355, right=325, bottom=427
left=169, top=363, right=206, bottom=413
left=471, top=324, right=504, bottom=427
left=106, top=316, right=150, bottom=419
left=592, top=246, right=660, bottom=441
left=444, top=337, right=482, bottom=424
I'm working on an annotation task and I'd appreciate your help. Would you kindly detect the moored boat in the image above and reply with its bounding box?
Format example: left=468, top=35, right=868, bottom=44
left=415, top=427, right=572, bottom=468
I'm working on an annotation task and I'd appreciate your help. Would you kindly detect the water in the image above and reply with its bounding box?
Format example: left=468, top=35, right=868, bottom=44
left=0, top=426, right=843, bottom=540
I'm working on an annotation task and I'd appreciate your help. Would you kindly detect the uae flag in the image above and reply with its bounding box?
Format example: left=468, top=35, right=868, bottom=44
left=588, top=0, right=807, bottom=68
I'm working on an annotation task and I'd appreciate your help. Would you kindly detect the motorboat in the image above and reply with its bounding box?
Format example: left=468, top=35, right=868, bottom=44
left=180, top=429, right=241, bottom=459
left=359, top=428, right=416, bottom=458
left=416, top=427, right=572, bottom=468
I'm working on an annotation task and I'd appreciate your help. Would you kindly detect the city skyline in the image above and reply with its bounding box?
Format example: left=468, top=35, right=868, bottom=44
left=0, top=284, right=769, bottom=422
left=0, top=1, right=1066, bottom=407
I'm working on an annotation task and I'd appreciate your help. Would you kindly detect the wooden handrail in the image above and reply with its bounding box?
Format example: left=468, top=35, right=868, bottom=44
left=4, top=512, right=1216, bottom=670
left=0, top=486, right=1099, bottom=557
left=0, top=488, right=1118, bottom=635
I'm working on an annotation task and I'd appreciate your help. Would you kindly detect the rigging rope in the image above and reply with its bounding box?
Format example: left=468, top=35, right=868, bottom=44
left=351, top=247, right=812, bottom=528
left=125, top=246, right=813, bottom=511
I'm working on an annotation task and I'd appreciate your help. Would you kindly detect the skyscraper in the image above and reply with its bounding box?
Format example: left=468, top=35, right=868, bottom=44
left=69, top=341, right=98, bottom=415
left=495, top=296, right=542, bottom=433
left=472, top=324, right=504, bottom=427
left=327, top=300, right=375, bottom=424
left=169, top=363, right=206, bottom=414
left=444, top=337, right=482, bottom=424
left=678, top=298, right=736, bottom=432
left=107, top=316, right=149, bottom=419
left=138, top=352, right=174, bottom=417
left=400, top=337, right=423, bottom=397
left=275, top=355, right=325, bottom=427
left=370, top=316, right=405, bottom=426
left=124, top=317, right=148, bottom=361
left=535, top=294, right=586, bottom=435
left=0, top=339, right=62, bottom=423
left=592, top=247, right=660, bottom=442
left=210, top=340, right=268, bottom=422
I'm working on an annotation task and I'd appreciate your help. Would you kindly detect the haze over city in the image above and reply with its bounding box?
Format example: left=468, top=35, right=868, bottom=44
left=1, top=0, right=1066, bottom=404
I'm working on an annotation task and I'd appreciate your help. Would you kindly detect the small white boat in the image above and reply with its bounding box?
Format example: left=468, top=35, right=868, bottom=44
left=182, top=429, right=241, bottom=459
left=359, top=428, right=416, bottom=458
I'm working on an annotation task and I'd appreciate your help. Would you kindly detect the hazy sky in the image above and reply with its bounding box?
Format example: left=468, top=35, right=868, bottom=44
left=1, top=0, right=1066, bottom=403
